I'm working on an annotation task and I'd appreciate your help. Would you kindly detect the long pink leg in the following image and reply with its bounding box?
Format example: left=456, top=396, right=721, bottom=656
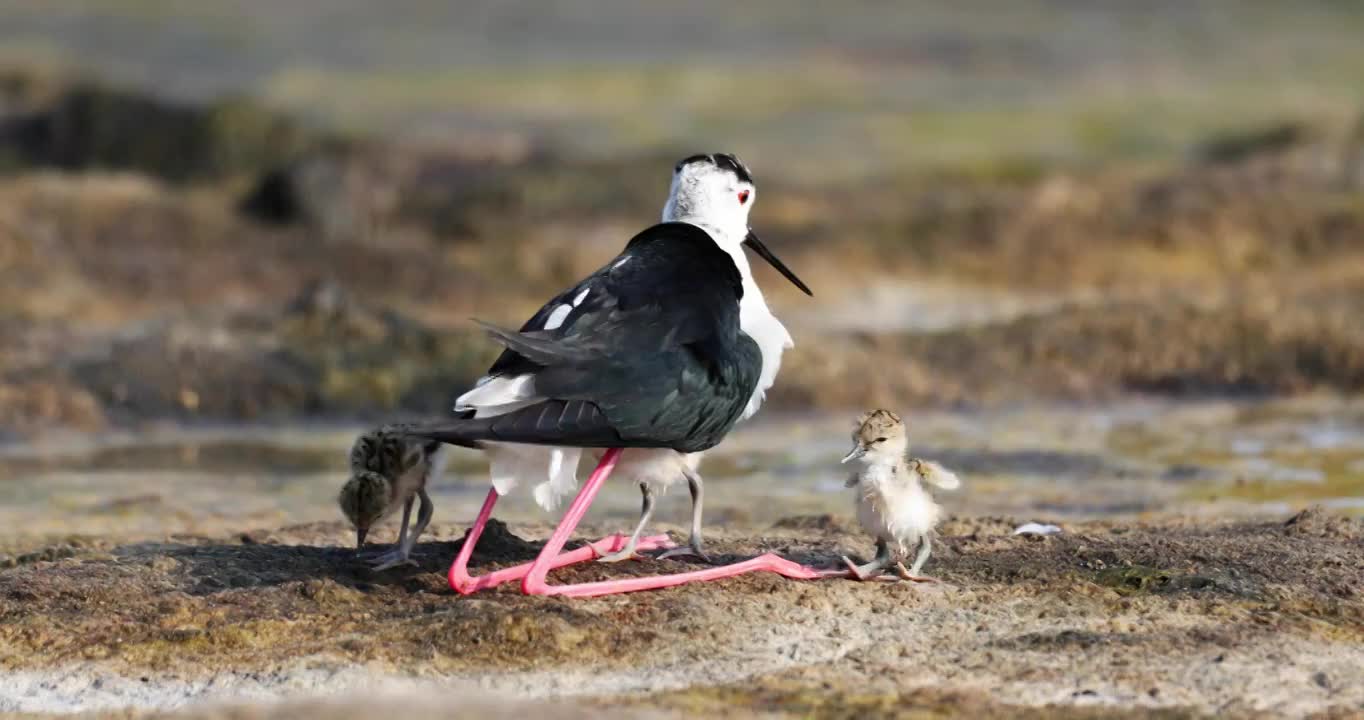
left=521, top=448, right=845, bottom=598
left=447, top=487, right=673, bottom=595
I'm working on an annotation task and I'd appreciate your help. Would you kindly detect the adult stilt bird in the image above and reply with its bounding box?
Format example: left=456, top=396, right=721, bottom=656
left=406, top=153, right=833, bottom=597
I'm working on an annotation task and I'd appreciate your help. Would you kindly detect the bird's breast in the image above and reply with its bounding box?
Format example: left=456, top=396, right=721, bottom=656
left=854, top=466, right=939, bottom=543
left=737, top=291, right=793, bottom=421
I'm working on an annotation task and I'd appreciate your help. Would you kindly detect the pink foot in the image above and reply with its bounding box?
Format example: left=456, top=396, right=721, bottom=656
left=892, top=561, right=941, bottom=583
left=451, top=533, right=674, bottom=594
left=447, top=490, right=675, bottom=595
left=840, top=556, right=908, bottom=583
left=841, top=555, right=894, bottom=582
left=587, top=534, right=676, bottom=560
left=522, top=552, right=825, bottom=598
left=519, top=449, right=843, bottom=598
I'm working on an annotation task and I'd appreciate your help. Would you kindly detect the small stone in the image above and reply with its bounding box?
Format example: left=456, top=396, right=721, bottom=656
left=794, top=590, right=833, bottom=613
left=178, top=387, right=200, bottom=411
left=149, top=556, right=180, bottom=573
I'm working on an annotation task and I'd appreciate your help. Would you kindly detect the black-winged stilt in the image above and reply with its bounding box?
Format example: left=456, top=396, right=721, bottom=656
left=403, top=153, right=835, bottom=597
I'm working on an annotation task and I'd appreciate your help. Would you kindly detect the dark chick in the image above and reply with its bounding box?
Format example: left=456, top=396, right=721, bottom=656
left=338, top=426, right=445, bottom=570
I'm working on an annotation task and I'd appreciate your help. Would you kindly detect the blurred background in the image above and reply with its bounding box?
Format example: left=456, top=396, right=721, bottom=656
left=1, top=1, right=1362, bottom=541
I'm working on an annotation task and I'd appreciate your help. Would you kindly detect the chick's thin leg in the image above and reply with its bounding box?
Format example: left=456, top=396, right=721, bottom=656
left=597, top=482, right=655, bottom=563
left=843, top=537, right=893, bottom=581
left=894, top=535, right=941, bottom=583
left=358, top=496, right=412, bottom=559
left=378, top=488, right=434, bottom=569
left=409, top=488, right=434, bottom=547
left=370, top=496, right=420, bottom=571
left=657, top=468, right=711, bottom=562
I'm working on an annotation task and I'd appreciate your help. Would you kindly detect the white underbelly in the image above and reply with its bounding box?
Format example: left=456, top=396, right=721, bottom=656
left=587, top=448, right=700, bottom=492
left=855, top=472, right=940, bottom=554
left=738, top=299, right=793, bottom=422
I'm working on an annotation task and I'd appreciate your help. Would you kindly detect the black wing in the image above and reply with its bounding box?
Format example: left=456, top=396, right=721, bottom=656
left=418, top=222, right=759, bottom=453
left=485, top=222, right=742, bottom=377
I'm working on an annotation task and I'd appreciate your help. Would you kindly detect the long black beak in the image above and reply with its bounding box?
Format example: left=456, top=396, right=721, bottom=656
left=743, top=229, right=812, bottom=296
left=356, top=527, right=368, bottom=549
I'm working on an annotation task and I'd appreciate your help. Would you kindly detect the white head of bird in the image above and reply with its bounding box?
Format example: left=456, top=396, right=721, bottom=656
left=661, top=153, right=811, bottom=304
left=662, top=153, right=756, bottom=244
left=660, top=153, right=810, bottom=424
left=842, top=409, right=909, bottom=466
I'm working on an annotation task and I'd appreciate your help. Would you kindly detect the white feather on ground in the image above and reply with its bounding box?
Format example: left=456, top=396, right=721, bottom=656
left=1013, top=522, right=1063, bottom=536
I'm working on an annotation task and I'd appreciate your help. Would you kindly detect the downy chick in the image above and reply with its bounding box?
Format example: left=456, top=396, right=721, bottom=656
left=338, top=426, right=447, bottom=571
left=840, top=409, right=960, bottom=581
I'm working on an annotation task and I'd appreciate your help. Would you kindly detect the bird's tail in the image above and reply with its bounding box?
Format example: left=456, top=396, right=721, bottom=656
left=913, top=459, right=961, bottom=490
left=395, top=420, right=489, bottom=449
left=398, top=398, right=629, bottom=450
left=474, top=319, right=594, bottom=365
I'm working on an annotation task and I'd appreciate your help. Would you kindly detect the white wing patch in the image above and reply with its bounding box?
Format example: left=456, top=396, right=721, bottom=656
left=543, top=304, right=573, bottom=330
left=455, top=374, right=537, bottom=413
left=542, top=286, right=592, bottom=331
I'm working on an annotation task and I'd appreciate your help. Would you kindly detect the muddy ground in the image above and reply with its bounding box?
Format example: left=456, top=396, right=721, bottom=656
left=1, top=506, right=1361, bottom=719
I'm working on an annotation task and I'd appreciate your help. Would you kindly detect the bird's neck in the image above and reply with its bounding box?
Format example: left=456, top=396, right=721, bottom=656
left=666, top=214, right=768, bottom=312
left=665, top=210, right=794, bottom=425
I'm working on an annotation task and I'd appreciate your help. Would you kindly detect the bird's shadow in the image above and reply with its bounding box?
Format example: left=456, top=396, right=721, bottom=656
left=112, top=519, right=550, bottom=596
left=110, top=519, right=845, bottom=597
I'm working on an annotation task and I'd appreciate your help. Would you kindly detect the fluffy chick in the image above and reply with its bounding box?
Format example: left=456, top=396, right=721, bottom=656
left=338, top=426, right=446, bottom=570
left=840, top=409, right=960, bottom=581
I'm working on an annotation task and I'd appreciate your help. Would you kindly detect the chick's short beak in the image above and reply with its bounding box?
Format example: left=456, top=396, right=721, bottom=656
left=841, top=446, right=865, bottom=464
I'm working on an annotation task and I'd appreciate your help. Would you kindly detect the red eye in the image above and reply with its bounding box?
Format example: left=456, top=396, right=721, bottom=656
left=738, top=190, right=750, bottom=204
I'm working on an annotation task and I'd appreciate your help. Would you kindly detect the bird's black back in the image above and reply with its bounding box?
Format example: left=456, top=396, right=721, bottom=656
left=487, top=222, right=743, bottom=375
left=422, top=222, right=760, bottom=453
